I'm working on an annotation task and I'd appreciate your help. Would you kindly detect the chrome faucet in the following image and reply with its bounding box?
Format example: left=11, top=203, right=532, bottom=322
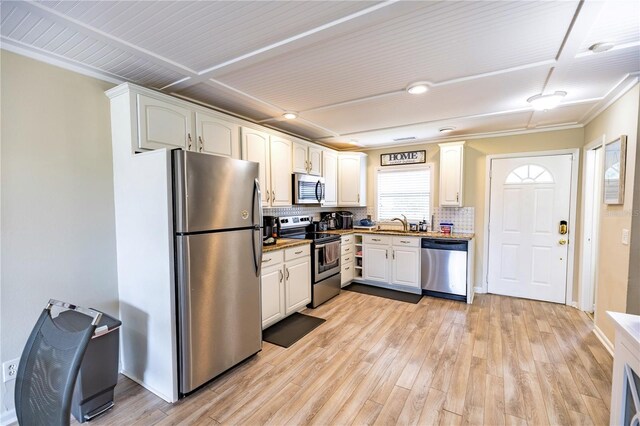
left=391, top=214, right=408, bottom=232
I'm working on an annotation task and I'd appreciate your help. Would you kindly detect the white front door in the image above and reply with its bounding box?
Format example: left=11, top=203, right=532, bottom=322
left=488, top=154, right=573, bottom=303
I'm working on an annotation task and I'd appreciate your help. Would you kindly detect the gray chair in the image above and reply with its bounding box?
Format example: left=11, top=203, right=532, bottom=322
left=15, top=300, right=102, bottom=426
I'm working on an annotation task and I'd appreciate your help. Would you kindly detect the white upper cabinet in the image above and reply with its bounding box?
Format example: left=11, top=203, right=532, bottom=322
left=322, top=149, right=338, bottom=207
left=338, top=153, right=367, bottom=207
left=439, top=142, right=465, bottom=207
left=292, top=141, right=322, bottom=176
left=137, top=94, right=192, bottom=151
left=292, top=142, right=309, bottom=174
left=195, top=112, right=240, bottom=158
left=241, top=127, right=271, bottom=206
left=269, top=136, right=293, bottom=207
left=308, top=146, right=322, bottom=176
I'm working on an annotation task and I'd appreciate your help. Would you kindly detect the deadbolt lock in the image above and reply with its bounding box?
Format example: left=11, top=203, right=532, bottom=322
left=559, top=220, right=568, bottom=235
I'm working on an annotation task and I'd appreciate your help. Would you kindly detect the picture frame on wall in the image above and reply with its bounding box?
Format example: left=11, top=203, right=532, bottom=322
left=603, top=135, right=627, bottom=205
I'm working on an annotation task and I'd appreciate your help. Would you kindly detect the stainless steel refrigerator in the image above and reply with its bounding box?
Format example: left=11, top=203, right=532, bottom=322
left=172, top=150, right=263, bottom=395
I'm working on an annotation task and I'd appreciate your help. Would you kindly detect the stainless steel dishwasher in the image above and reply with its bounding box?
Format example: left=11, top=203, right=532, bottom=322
left=421, top=239, right=468, bottom=301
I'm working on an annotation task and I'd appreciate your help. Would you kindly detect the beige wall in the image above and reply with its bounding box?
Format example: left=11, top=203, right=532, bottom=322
left=364, top=128, right=585, bottom=298
left=584, top=84, right=640, bottom=344
left=0, top=50, right=118, bottom=417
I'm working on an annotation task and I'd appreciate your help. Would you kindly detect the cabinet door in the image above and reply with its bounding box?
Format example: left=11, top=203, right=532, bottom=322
left=195, top=112, right=240, bottom=158
left=322, top=150, right=338, bottom=207
left=439, top=143, right=464, bottom=206
left=292, top=142, right=308, bottom=174
left=137, top=94, right=192, bottom=150
left=363, top=244, right=389, bottom=283
left=391, top=246, right=421, bottom=288
left=261, top=266, right=285, bottom=329
left=269, top=136, right=292, bottom=206
left=241, top=127, right=270, bottom=206
left=308, top=146, right=322, bottom=176
left=338, top=155, right=362, bottom=206
left=284, top=257, right=311, bottom=314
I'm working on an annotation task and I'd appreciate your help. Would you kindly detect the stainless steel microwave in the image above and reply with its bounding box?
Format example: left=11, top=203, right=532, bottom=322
left=293, top=173, right=325, bottom=204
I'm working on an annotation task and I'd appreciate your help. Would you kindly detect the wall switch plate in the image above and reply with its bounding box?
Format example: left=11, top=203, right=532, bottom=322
left=622, top=228, right=630, bottom=245
left=2, top=358, right=19, bottom=382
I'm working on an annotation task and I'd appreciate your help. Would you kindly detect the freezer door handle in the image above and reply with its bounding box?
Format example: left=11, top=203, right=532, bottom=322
left=252, top=179, right=263, bottom=276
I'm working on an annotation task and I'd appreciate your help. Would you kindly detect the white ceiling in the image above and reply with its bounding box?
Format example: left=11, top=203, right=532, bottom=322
left=1, top=0, right=638, bottom=149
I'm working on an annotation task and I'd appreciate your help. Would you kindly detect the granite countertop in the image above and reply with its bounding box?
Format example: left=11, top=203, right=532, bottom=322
left=263, top=238, right=312, bottom=253
left=327, top=229, right=475, bottom=240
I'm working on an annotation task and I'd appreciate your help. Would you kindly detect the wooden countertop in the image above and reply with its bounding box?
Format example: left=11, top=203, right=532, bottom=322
left=263, top=238, right=312, bottom=253
left=326, top=229, right=475, bottom=240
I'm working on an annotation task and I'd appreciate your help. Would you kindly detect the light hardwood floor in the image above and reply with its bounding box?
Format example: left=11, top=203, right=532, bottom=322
left=83, top=292, right=612, bottom=425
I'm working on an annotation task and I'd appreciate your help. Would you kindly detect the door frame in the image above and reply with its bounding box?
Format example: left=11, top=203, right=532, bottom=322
left=579, top=136, right=606, bottom=312
left=482, top=148, right=580, bottom=305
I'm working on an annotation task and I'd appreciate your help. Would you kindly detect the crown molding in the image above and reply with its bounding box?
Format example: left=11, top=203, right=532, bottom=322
left=1, top=41, right=123, bottom=85
left=352, top=123, right=584, bottom=151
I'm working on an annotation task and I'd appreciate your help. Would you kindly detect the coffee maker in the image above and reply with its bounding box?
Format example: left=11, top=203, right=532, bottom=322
left=320, top=212, right=338, bottom=230
left=336, top=211, right=354, bottom=229
left=263, top=216, right=278, bottom=246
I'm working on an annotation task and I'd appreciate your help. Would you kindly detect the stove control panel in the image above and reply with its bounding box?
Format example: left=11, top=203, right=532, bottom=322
left=279, top=215, right=312, bottom=229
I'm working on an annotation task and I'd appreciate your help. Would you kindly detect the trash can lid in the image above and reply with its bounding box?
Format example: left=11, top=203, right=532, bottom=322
left=54, top=309, right=122, bottom=335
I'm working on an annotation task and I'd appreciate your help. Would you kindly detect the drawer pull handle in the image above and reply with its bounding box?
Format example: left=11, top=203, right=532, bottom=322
left=345, top=257, right=350, bottom=262
left=295, top=250, right=303, bottom=254
left=372, top=238, right=381, bottom=242
left=345, top=247, right=350, bottom=252
left=401, top=240, right=410, bottom=243
left=262, top=258, right=271, bottom=263
left=345, top=267, right=350, bottom=270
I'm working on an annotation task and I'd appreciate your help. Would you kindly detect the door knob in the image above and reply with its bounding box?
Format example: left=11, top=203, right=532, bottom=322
left=559, top=239, right=567, bottom=245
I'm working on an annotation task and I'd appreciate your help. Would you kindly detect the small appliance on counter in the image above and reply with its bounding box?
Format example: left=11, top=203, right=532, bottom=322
left=263, top=215, right=278, bottom=246
left=320, top=212, right=338, bottom=230
left=336, top=211, right=354, bottom=229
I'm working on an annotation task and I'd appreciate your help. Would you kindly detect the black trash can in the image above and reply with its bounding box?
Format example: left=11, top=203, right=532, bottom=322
left=53, top=309, right=122, bottom=423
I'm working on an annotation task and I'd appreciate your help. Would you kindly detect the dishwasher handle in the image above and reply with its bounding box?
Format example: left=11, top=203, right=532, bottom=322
left=421, top=239, right=468, bottom=251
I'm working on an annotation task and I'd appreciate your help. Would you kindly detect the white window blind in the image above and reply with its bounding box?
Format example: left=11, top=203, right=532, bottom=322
left=377, top=166, right=431, bottom=222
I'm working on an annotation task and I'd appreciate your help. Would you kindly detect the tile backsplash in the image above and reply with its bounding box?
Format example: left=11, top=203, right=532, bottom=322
left=263, top=206, right=474, bottom=233
left=263, top=206, right=368, bottom=222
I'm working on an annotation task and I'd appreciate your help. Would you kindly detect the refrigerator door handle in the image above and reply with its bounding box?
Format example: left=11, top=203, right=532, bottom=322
left=252, top=178, right=263, bottom=276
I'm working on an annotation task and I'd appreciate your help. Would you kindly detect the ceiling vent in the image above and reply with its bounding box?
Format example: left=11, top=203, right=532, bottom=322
left=393, top=136, right=416, bottom=142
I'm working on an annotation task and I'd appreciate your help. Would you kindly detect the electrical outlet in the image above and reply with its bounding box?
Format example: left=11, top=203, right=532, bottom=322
left=622, top=228, right=630, bottom=245
left=2, top=358, right=19, bottom=382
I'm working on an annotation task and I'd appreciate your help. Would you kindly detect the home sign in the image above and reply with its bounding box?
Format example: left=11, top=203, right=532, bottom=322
left=380, top=150, right=426, bottom=166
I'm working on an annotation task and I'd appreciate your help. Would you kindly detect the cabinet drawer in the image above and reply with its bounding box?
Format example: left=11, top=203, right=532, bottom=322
left=341, top=235, right=354, bottom=245
left=262, top=250, right=284, bottom=266
left=363, top=235, right=391, bottom=245
left=285, top=244, right=310, bottom=261
left=341, top=261, right=354, bottom=285
left=341, top=253, right=354, bottom=265
left=341, top=244, right=355, bottom=256
left=392, top=236, right=420, bottom=247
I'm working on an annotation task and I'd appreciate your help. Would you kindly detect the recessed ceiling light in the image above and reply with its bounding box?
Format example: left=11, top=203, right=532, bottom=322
left=589, top=42, right=615, bottom=53
left=439, top=127, right=456, bottom=134
left=527, top=91, right=567, bottom=111
left=406, top=82, right=430, bottom=95
left=282, top=111, right=297, bottom=120
left=349, top=139, right=360, bottom=145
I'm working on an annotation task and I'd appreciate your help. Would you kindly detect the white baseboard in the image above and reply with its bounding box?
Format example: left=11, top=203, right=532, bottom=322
left=569, top=301, right=579, bottom=309
left=474, top=286, right=485, bottom=294
left=1, top=409, right=16, bottom=426
left=593, top=325, right=615, bottom=356
left=120, top=369, right=177, bottom=403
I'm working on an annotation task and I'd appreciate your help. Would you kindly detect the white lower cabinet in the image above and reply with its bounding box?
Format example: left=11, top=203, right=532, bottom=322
left=391, top=246, right=421, bottom=288
left=261, top=265, right=285, bottom=328
left=340, top=235, right=356, bottom=287
left=284, top=256, right=311, bottom=315
left=363, top=245, right=390, bottom=283
left=260, top=246, right=311, bottom=329
left=363, top=236, right=421, bottom=292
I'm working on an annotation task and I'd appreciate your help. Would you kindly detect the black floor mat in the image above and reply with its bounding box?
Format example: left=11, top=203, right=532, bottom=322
left=262, top=312, right=326, bottom=348
left=343, top=282, right=422, bottom=304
